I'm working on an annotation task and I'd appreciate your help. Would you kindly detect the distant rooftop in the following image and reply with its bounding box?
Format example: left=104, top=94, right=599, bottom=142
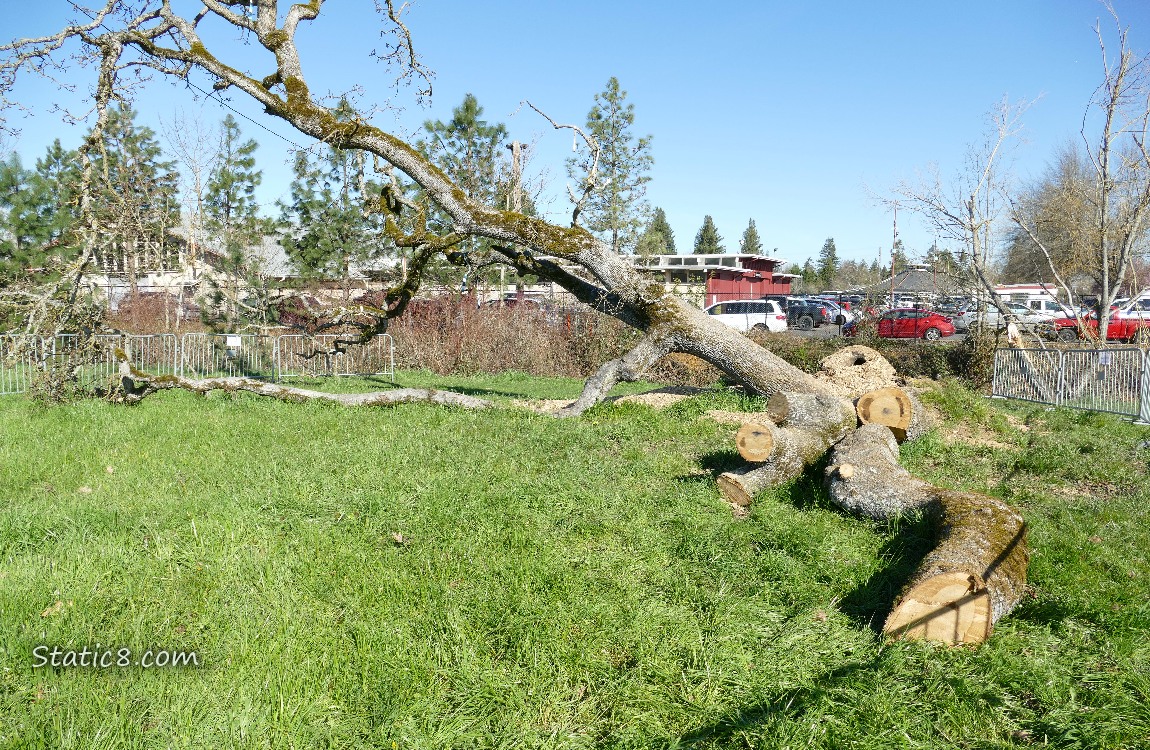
left=630, top=253, right=788, bottom=272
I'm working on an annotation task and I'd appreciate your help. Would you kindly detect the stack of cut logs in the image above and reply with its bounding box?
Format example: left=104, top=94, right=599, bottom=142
left=718, top=346, right=1028, bottom=646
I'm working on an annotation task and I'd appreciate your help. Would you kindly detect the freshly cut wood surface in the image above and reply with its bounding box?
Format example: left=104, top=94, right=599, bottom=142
left=855, top=387, right=913, bottom=442
left=826, top=424, right=1029, bottom=645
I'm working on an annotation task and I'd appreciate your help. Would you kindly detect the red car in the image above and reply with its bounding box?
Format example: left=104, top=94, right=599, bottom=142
left=846, top=308, right=955, bottom=341
left=1044, top=313, right=1150, bottom=343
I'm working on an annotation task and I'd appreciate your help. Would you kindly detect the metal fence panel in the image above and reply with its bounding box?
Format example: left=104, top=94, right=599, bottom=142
left=180, top=333, right=277, bottom=379
left=340, top=334, right=394, bottom=379
left=277, top=334, right=394, bottom=380
left=2, top=331, right=394, bottom=394
left=125, top=333, right=179, bottom=377
left=1059, top=348, right=1143, bottom=417
left=0, top=334, right=41, bottom=395
left=992, top=347, right=1145, bottom=419
left=276, top=334, right=345, bottom=378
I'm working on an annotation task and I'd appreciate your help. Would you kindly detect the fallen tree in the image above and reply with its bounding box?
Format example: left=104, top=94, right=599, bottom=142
left=2, top=2, right=1027, bottom=644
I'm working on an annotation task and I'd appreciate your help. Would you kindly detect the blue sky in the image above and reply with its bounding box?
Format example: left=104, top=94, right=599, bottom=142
left=6, top=0, right=1150, bottom=268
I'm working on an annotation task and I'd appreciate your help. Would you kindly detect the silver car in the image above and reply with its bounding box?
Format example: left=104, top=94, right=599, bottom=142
left=953, top=301, right=1032, bottom=331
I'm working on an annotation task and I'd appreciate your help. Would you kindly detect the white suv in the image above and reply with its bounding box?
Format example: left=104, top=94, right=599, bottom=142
left=704, top=299, right=788, bottom=333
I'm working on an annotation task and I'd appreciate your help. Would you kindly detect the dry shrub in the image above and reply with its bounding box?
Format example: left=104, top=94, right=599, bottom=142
left=648, top=353, right=723, bottom=388
left=107, top=292, right=205, bottom=334
left=388, top=300, right=640, bottom=377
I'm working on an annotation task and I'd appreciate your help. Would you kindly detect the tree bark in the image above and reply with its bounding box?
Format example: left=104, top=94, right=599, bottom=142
left=824, top=424, right=1028, bottom=645
left=118, top=367, right=493, bottom=410
left=719, top=392, right=856, bottom=507
left=557, top=330, right=674, bottom=417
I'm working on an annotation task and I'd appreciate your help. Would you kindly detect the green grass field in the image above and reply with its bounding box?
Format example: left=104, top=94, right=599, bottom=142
left=1, top=372, right=1148, bottom=749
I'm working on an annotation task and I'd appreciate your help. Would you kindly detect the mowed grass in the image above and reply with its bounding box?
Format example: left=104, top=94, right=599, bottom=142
left=0, top=372, right=1148, bottom=749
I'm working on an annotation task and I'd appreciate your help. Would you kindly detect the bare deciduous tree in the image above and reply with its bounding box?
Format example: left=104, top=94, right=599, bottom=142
left=1010, top=9, right=1150, bottom=340
left=887, top=97, right=1034, bottom=336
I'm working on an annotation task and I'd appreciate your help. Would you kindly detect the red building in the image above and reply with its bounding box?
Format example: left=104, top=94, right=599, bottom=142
left=632, top=253, right=796, bottom=306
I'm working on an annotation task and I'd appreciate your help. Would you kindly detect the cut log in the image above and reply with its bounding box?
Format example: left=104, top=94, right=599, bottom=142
left=824, top=423, right=1028, bottom=645
left=721, top=393, right=857, bottom=507
left=855, top=387, right=913, bottom=442
left=883, top=490, right=1028, bottom=644
left=765, top=391, right=856, bottom=429
left=815, top=345, right=898, bottom=396
left=735, top=421, right=777, bottom=463
left=718, top=466, right=776, bottom=508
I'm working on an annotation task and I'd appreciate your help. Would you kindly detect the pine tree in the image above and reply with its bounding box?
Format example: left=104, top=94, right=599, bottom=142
left=279, top=101, right=387, bottom=291
left=640, top=206, right=676, bottom=255
left=205, top=115, right=265, bottom=246
left=202, top=115, right=274, bottom=330
left=693, top=215, right=724, bottom=254
left=419, top=93, right=529, bottom=289
left=421, top=93, right=509, bottom=208
left=801, top=258, right=817, bottom=284
left=739, top=219, right=763, bottom=254
left=88, top=105, right=181, bottom=290
left=568, top=77, right=653, bottom=254
left=816, top=237, right=839, bottom=288
left=0, top=142, right=81, bottom=281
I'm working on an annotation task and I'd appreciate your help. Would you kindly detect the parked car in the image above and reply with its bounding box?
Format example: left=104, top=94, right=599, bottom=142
left=783, top=299, right=831, bottom=330
left=1042, top=305, right=1150, bottom=343
left=953, top=301, right=1031, bottom=331
left=846, top=308, right=955, bottom=341
left=704, top=299, right=788, bottom=333
left=1024, top=298, right=1075, bottom=322
left=815, top=298, right=857, bottom=325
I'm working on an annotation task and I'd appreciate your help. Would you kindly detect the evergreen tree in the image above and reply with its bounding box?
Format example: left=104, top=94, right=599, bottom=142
left=693, top=215, right=724, bottom=254
left=635, top=229, right=667, bottom=260
left=205, top=115, right=265, bottom=246
left=419, top=93, right=527, bottom=288
left=801, top=258, right=817, bottom=284
left=568, top=77, right=653, bottom=254
left=88, top=105, right=181, bottom=289
left=924, top=242, right=958, bottom=276
left=640, top=207, right=675, bottom=255
left=279, top=100, right=387, bottom=290
left=816, top=237, right=839, bottom=288
left=739, top=219, right=763, bottom=254
left=0, top=142, right=81, bottom=281
left=202, top=115, right=274, bottom=329
left=421, top=93, right=509, bottom=208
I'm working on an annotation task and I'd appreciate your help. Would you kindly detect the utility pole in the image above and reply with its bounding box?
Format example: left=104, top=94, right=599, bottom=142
left=506, top=141, right=524, bottom=302
left=890, top=206, right=898, bottom=304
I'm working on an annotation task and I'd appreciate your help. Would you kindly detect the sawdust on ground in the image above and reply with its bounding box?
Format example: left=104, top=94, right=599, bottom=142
left=511, top=386, right=711, bottom=415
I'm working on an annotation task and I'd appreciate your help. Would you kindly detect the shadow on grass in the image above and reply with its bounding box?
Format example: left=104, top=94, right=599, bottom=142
left=670, top=659, right=878, bottom=747
left=690, top=450, right=937, bottom=634
left=693, top=450, right=747, bottom=480
left=362, top=376, right=571, bottom=401
left=836, top=514, right=935, bottom=633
